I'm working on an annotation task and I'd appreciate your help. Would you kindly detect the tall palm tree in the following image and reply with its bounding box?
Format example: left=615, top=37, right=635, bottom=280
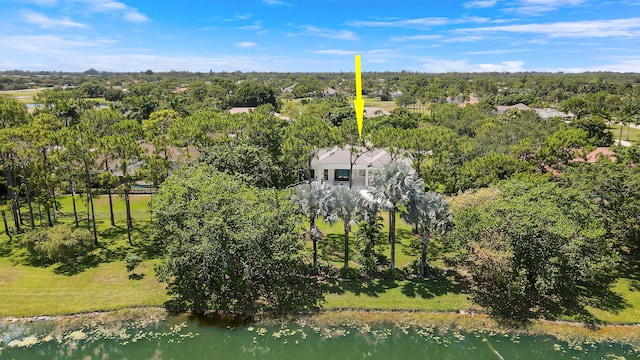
left=369, top=162, right=424, bottom=270
left=357, top=195, right=383, bottom=259
left=325, top=187, right=364, bottom=269
left=292, top=182, right=331, bottom=274
left=401, top=192, right=453, bottom=278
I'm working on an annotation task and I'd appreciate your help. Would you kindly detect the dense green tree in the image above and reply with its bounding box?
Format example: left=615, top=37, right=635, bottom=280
left=569, top=116, right=613, bottom=147
left=200, top=144, right=281, bottom=188
left=154, top=164, right=324, bottom=314
left=282, top=116, right=335, bottom=183
left=459, top=153, right=529, bottom=190
left=452, top=176, right=620, bottom=320
left=230, top=81, right=278, bottom=110
left=537, top=127, right=589, bottom=170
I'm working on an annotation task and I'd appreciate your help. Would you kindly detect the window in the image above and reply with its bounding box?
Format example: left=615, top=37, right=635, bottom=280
left=334, top=169, right=350, bottom=182
left=323, top=169, right=328, bottom=181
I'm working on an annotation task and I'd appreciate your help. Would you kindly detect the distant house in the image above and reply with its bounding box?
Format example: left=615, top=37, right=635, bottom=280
left=495, top=103, right=572, bottom=120
left=309, top=145, right=411, bottom=188
left=228, top=107, right=291, bottom=121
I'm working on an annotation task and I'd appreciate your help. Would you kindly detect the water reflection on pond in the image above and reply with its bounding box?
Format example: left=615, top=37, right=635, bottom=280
left=1, top=313, right=638, bottom=359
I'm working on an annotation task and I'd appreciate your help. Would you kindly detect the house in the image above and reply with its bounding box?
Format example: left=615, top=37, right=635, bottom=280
left=495, top=103, right=572, bottom=120
left=309, top=145, right=411, bottom=188
left=228, top=107, right=291, bottom=121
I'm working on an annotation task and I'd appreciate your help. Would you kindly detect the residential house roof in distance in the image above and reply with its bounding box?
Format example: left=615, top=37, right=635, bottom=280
left=228, top=107, right=291, bottom=121
left=495, top=103, right=572, bottom=119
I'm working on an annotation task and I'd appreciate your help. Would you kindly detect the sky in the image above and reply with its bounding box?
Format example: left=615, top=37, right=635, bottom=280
left=1, top=0, right=640, bottom=73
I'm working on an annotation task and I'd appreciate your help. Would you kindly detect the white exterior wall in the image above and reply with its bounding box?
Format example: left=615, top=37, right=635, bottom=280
left=312, top=163, right=381, bottom=188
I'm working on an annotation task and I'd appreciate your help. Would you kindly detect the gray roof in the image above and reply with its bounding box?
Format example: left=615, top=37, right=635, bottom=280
left=312, top=146, right=410, bottom=168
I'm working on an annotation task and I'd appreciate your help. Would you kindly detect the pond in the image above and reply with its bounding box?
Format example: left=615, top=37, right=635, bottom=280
left=1, top=314, right=638, bottom=359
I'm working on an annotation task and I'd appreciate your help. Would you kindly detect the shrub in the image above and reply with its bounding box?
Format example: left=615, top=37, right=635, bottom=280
left=339, top=266, right=360, bottom=280
left=317, top=261, right=339, bottom=278
left=23, top=225, right=94, bottom=263
left=383, top=267, right=406, bottom=281
left=125, top=253, right=143, bottom=274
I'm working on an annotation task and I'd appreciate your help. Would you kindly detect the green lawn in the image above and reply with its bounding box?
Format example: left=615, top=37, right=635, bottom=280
left=0, top=89, right=45, bottom=103
left=2, top=193, right=640, bottom=323
left=609, top=123, right=640, bottom=144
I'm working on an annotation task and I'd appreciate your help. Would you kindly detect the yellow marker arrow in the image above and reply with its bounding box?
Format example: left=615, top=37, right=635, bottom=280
left=354, top=54, right=365, bottom=138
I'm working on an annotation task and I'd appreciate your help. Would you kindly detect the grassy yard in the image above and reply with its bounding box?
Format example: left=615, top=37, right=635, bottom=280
left=1, top=193, right=640, bottom=324
left=0, top=89, right=45, bottom=103
left=609, top=123, right=640, bottom=144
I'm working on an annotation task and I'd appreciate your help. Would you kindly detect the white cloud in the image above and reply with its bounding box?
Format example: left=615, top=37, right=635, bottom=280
left=237, top=21, right=263, bottom=31
left=262, top=0, right=291, bottom=5
left=348, top=16, right=491, bottom=29
left=507, top=0, right=589, bottom=15
left=349, top=17, right=451, bottom=29
left=25, top=0, right=58, bottom=5
left=123, top=10, right=149, bottom=23
left=235, top=42, right=257, bottom=48
left=0, top=35, right=113, bottom=52
left=235, top=13, right=253, bottom=20
left=420, top=58, right=525, bottom=72
left=315, top=49, right=357, bottom=55
left=441, top=36, right=486, bottom=43
left=72, top=0, right=149, bottom=23
left=298, top=25, right=358, bottom=40
left=461, top=18, right=640, bottom=38
left=391, top=34, right=442, bottom=42
left=464, top=0, right=498, bottom=9
left=22, top=10, right=86, bottom=29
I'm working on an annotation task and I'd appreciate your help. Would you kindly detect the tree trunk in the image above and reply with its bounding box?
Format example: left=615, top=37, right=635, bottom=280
left=89, top=192, right=98, bottom=245
left=307, top=157, right=313, bottom=184
left=420, top=235, right=430, bottom=279
left=2, top=210, right=11, bottom=241
left=619, top=125, right=623, bottom=145
left=627, top=122, right=631, bottom=141
left=11, top=193, right=20, bottom=232
left=71, top=184, right=79, bottom=228
left=22, top=168, right=35, bottom=230
left=343, top=225, right=349, bottom=269
left=84, top=161, right=98, bottom=245
left=5, top=168, right=20, bottom=232
left=310, top=214, right=317, bottom=275
left=389, top=208, right=396, bottom=271
left=105, top=160, right=115, bottom=226
left=42, top=149, right=54, bottom=226
left=125, top=189, right=133, bottom=246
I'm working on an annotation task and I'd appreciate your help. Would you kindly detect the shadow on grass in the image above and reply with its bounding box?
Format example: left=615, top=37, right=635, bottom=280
left=401, top=277, right=463, bottom=299
left=53, top=253, right=104, bottom=275
left=128, top=273, right=145, bottom=280
left=319, top=234, right=347, bottom=264
left=0, top=238, right=14, bottom=258
left=323, top=278, right=399, bottom=297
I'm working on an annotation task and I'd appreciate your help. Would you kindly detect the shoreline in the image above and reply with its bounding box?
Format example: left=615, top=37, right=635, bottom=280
left=2, top=307, right=639, bottom=346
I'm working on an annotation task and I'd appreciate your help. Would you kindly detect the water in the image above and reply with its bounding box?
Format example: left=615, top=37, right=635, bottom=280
left=1, top=315, right=638, bottom=359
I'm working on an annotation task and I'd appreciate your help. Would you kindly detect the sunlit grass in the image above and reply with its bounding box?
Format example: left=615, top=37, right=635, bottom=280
left=609, top=123, right=640, bottom=144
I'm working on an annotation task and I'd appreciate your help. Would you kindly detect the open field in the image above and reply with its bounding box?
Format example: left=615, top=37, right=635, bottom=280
left=1, top=194, right=640, bottom=323
left=609, top=123, right=640, bottom=144
left=0, top=88, right=46, bottom=103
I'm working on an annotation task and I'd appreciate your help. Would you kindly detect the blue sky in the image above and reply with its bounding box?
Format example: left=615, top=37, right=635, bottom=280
left=1, top=0, right=640, bottom=73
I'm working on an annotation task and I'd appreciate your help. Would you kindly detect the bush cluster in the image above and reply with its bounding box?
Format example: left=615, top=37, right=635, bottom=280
left=23, top=225, right=94, bottom=263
